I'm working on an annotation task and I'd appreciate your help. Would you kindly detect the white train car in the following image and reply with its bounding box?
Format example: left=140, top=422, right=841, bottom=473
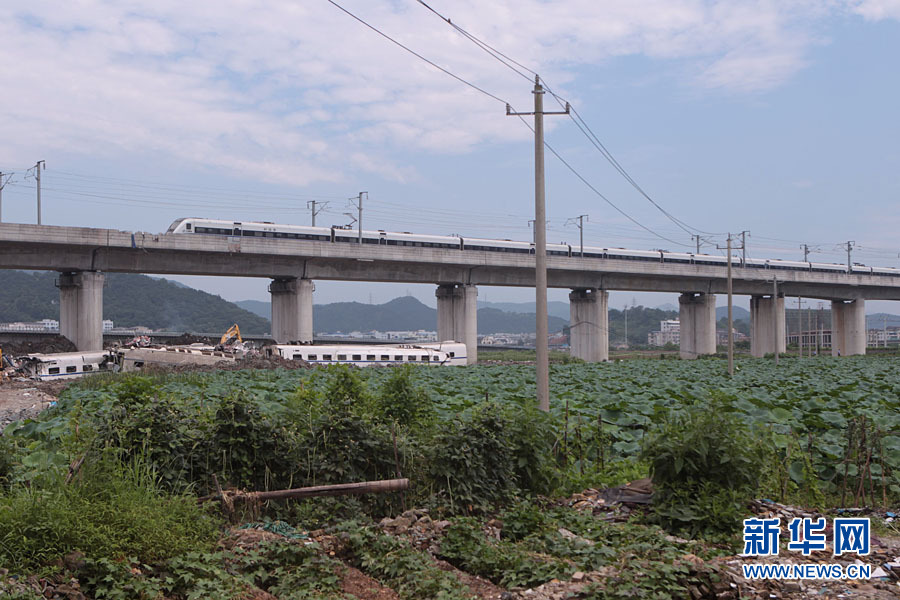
left=384, top=231, right=462, bottom=250
left=167, top=218, right=333, bottom=241
left=462, top=237, right=532, bottom=254
left=16, top=351, right=116, bottom=380
left=266, top=342, right=467, bottom=366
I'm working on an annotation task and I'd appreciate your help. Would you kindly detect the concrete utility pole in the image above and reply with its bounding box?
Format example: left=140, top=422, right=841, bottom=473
left=349, top=192, right=366, bottom=244
left=797, top=297, right=804, bottom=358
left=716, top=234, right=741, bottom=376
left=740, top=230, right=748, bottom=266
left=35, top=160, right=45, bottom=225
left=307, top=200, right=328, bottom=227
left=773, top=276, right=779, bottom=366
left=507, top=75, right=569, bottom=412
left=807, top=301, right=812, bottom=357
left=727, top=234, right=734, bottom=376
left=568, top=214, right=588, bottom=257
left=0, top=171, right=6, bottom=223
left=884, top=315, right=888, bottom=349
left=846, top=241, right=855, bottom=273
left=692, top=234, right=701, bottom=254
left=801, top=244, right=810, bottom=262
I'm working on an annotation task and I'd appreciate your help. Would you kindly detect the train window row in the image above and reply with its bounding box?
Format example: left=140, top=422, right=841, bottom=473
left=289, top=353, right=433, bottom=362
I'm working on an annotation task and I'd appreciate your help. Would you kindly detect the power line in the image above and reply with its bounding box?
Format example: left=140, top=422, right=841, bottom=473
left=329, top=0, right=694, bottom=250
left=415, top=0, right=536, bottom=82
left=412, top=0, right=716, bottom=239
left=325, top=0, right=509, bottom=105
left=515, top=115, right=691, bottom=249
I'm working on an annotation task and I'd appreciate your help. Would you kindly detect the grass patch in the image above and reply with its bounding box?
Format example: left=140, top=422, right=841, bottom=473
left=0, top=456, right=221, bottom=573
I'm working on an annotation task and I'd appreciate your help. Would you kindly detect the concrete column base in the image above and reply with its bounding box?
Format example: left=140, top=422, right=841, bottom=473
left=436, top=283, right=477, bottom=364
left=679, top=292, right=716, bottom=359
left=58, top=271, right=104, bottom=351
left=568, top=288, right=608, bottom=362
left=269, top=278, right=313, bottom=343
left=831, top=299, right=866, bottom=356
left=750, top=295, right=786, bottom=357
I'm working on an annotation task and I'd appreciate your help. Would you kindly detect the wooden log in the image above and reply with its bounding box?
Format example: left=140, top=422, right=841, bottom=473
left=198, top=478, right=409, bottom=504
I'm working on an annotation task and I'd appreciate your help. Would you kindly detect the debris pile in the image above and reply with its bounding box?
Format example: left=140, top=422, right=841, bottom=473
left=0, top=336, right=77, bottom=355
left=379, top=509, right=452, bottom=553
left=563, top=477, right=653, bottom=521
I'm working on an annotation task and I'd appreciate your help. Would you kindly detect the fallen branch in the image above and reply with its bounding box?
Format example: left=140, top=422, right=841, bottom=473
left=198, top=478, right=409, bottom=504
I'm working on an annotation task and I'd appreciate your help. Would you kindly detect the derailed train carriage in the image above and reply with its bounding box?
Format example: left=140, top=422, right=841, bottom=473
left=265, top=341, right=467, bottom=366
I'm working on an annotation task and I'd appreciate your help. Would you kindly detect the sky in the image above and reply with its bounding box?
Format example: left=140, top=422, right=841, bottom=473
left=1, top=0, right=899, bottom=313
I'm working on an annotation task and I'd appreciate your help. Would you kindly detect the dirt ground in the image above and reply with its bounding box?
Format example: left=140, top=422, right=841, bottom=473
left=0, top=380, right=64, bottom=429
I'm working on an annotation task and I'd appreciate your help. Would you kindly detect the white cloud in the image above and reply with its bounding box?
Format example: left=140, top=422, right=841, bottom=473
left=850, top=0, right=900, bottom=20
left=0, top=1, right=879, bottom=186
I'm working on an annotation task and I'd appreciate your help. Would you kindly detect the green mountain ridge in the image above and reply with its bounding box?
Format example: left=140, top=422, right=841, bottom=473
left=238, top=297, right=568, bottom=335
left=0, top=271, right=271, bottom=334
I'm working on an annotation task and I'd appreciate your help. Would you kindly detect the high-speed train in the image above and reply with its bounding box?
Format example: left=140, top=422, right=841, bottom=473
left=166, top=218, right=900, bottom=277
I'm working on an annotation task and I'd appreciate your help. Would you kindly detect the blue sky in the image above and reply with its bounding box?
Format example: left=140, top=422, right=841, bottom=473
left=1, top=1, right=898, bottom=313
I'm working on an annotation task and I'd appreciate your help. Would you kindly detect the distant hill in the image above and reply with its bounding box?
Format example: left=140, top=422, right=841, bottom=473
left=0, top=271, right=271, bottom=334
left=236, top=299, right=270, bottom=320
left=236, top=296, right=568, bottom=334
left=478, top=300, right=570, bottom=320
left=716, top=306, right=751, bottom=321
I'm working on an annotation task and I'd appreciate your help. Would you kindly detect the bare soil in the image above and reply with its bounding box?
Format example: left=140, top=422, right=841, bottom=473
left=0, top=381, right=62, bottom=428
left=340, top=565, right=401, bottom=600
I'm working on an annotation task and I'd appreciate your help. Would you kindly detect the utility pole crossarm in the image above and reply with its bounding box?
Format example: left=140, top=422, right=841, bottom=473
left=307, top=200, right=329, bottom=227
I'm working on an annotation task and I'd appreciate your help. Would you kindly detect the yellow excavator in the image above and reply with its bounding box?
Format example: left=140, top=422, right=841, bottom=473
left=217, top=324, right=243, bottom=350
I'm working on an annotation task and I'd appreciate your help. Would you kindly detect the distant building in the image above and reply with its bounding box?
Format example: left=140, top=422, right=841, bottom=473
left=103, top=319, right=114, bottom=332
left=1, top=319, right=60, bottom=332
left=648, top=319, right=680, bottom=346
left=867, top=326, right=900, bottom=347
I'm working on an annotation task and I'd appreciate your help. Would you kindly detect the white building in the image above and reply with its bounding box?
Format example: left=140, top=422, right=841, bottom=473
left=648, top=319, right=680, bottom=346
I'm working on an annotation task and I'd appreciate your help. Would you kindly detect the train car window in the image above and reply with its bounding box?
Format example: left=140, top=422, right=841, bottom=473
left=394, top=355, right=403, bottom=360
left=84, top=364, right=93, bottom=372
left=233, top=228, right=241, bottom=236
left=66, top=366, right=77, bottom=373
left=380, top=354, right=390, bottom=360
left=49, top=367, right=60, bottom=374
left=308, top=354, right=317, bottom=360
left=337, top=354, right=347, bottom=361
left=421, top=356, right=430, bottom=362
left=407, top=355, right=417, bottom=361
left=352, top=354, right=362, bottom=361
left=185, top=223, right=192, bottom=230
left=293, top=354, right=303, bottom=360
left=367, top=354, right=376, bottom=361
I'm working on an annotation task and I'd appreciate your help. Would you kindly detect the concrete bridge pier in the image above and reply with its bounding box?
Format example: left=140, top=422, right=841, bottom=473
left=679, top=292, right=716, bottom=359
left=58, top=271, right=105, bottom=351
left=831, top=299, right=866, bottom=356
left=269, top=277, right=313, bottom=343
left=436, top=283, right=477, bottom=364
left=568, top=288, right=608, bottom=362
left=750, top=295, right=786, bottom=357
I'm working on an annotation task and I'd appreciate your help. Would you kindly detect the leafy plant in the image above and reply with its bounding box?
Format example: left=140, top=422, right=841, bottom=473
left=334, top=521, right=474, bottom=600
left=641, top=405, right=762, bottom=539
left=0, top=456, right=220, bottom=572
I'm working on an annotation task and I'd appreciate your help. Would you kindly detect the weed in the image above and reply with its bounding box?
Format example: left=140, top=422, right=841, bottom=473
left=641, top=405, right=762, bottom=539
left=0, top=456, right=220, bottom=572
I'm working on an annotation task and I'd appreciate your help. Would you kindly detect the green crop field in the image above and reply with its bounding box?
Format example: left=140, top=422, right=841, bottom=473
left=2, top=357, right=899, bottom=598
